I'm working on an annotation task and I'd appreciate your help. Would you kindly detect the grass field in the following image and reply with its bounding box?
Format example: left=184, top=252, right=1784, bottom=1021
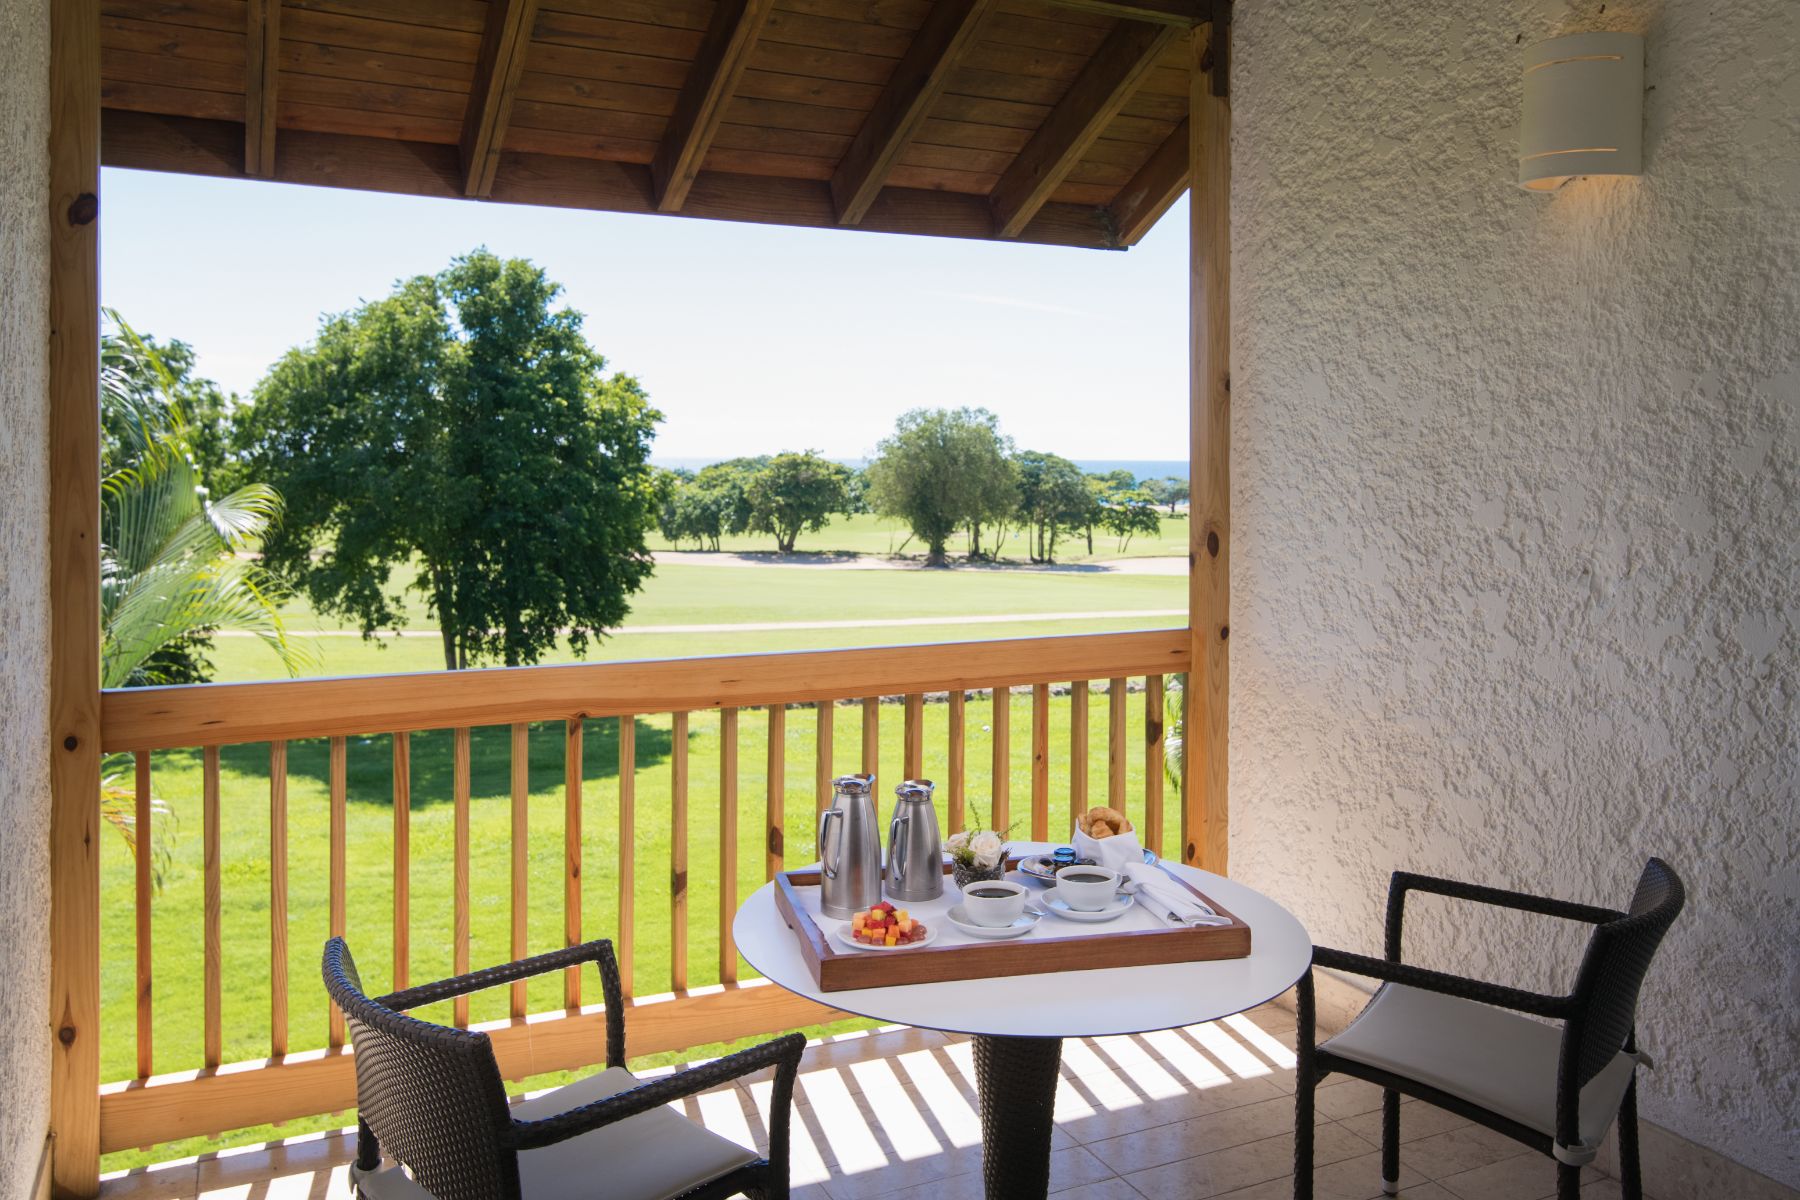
left=219, top=561, right=1187, bottom=682
left=644, top=510, right=1190, bottom=562
left=103, top=686, right=1175, bottom=1169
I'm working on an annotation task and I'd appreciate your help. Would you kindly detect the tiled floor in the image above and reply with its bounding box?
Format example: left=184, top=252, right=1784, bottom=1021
left=100, top=1003, right=1640, bottom=1200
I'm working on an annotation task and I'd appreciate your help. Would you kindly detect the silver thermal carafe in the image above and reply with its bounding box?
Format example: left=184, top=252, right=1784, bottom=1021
left=886, top=779, right=944, bottom=902
left=818, top=773, right=882, bottom=919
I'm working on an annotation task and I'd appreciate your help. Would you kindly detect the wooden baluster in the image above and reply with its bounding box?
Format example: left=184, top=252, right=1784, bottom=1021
left=134, top=750, right=152, bottom=1079
left=815, top=700, right=833, bottom=814
left=510, top=722, right=529, bottom=1018
left=203, top=746, right=222, bottom=1067
left=1070, top=681, right=1089, bottom=837
left=619, top=716, right=636, bottom=998
left=861, top=695, right=880, bottom=818
left=564, top=717, right=583, bottom=1008
left=766, top=706, right=785, bottom=880
left=326, top=737, right=346, bottom=1048
left=991, top=686, right=1009, bottom=833
left=1145, top=676, right=1165, bottom=858
left=948, top=690, right=966, bottom=834
left=271, top=740, right=288, bottom=1058
left=1031, top=683, right=1050, bottom=840
left=720, top=707, right=739, bottom=985
left=1108, top=676, right=1128, bottom=817
left=903, top=693, right=924, bottom=780
left=392, top=732, right=409, bottom=991
left=453, top=728, right=471, bottom=1027
left=671, top=711, right=689, bottom=992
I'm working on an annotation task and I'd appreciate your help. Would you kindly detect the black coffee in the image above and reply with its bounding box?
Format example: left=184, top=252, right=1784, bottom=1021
left=1061, top=872, right=1111, bottom=884
left=968, top=887, right=1015, bottom=898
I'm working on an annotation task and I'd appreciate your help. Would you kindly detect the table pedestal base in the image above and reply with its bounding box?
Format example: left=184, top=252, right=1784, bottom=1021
left=973, top=1034, right=1064, bottom=1199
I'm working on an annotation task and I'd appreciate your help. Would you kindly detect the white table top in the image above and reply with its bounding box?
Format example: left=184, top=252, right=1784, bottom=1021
left=733, top=842, right=1312, bottom=1039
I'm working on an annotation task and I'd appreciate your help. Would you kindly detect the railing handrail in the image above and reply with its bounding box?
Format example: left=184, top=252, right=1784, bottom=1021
left=100, top=628, right=1190, bottom=751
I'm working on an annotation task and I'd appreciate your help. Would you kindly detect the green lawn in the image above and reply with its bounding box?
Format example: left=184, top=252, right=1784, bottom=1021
left=104, top=686, right=1175, bottom=1169
left=645, top=509, right=1190, bottom=562
left=223, top=561, right=1187, bottom=682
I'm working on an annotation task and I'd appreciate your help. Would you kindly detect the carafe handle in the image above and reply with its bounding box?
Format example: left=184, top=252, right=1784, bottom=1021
left=888, top=809, right=910, bottom=884
left=818, top=809, right=842, bottom=880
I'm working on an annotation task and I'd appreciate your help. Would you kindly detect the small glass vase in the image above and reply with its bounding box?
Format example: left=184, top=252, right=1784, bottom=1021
left=952, top=858, right=1006, bottom=890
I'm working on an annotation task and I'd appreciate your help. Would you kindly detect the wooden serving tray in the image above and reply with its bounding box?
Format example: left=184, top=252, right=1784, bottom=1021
left=774, top=859, right=1251, bottom=992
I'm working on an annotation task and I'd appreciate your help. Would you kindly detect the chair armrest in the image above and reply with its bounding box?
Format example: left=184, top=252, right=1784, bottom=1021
left=379, top=940, right=623, bottom=1017
left=1385, top=871, right=1622, bottom=961
left=511, top=1031, right=807, bottom=1152
left=1312, top=945, right=1572, bottom=1020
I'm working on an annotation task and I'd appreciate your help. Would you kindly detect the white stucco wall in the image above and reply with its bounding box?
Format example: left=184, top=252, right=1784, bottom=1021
left=1230, top=0, right=1798, bottom=1189
left=0, top=0, right=53, bottom=1192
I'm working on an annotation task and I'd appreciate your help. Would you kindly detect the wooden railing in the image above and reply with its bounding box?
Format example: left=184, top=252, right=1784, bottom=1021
left=95, top=629, right=1190, bottom=1155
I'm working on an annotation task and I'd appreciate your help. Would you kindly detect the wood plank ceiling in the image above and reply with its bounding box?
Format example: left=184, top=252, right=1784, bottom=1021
left=98, top=0, right=1205, bottom=249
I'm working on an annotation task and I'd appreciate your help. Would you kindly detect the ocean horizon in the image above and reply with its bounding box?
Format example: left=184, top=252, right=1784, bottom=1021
left=652, top=456, right=1190, bottom=482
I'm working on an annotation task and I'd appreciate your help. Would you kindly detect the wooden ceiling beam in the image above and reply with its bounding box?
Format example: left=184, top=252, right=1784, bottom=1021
left=1038, top=0, right=1204, bottom=26
left=459, top=0, right=539, bottom=198
left=101, top=111, right=1123, bottom=251
left=1107, top=116, right=1187, bottom=246
left=990, top=20, right=1177, bottom=239
left=832, top=0, right=993, bottom=227
left=653, top=0, right=777, bottom=213
left=243, top=0, right=279, bottom=176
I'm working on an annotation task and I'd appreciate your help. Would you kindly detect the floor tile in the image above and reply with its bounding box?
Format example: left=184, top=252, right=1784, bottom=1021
left=1435, top=1151, right=1601, bottom=1200
left=1312, top=1080, right=1388, bottom=1120
left=1398, top=1125, right=1535, bottom=1180
left=1122, top=1121, right=1376, bottom=1200
left=1085, top=1094, right=1327, bottom=1177
left=1339, top=1099, right=1471, bottom=1147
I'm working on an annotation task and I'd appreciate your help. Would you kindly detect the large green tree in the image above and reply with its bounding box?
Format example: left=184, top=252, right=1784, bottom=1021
left=746, top=451, right=851, bottom=552
left=238, top=249, right=663, bottom=669
left=1014, top=450, right=1088, bottom=562
left=866, top=407, right=1016, bottom=565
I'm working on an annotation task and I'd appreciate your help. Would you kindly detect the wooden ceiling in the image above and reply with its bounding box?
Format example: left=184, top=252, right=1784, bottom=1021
left=98, top=0, right=1209, bottom=249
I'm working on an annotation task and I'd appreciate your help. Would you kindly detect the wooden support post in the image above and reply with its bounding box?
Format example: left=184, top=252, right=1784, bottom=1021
left=618, top=716, right=636, bottom=996
left=204, top=747, right=223, bottom=1065
left=134, top=752, right=152, bottom=1079
left=459, top=0, right=538, bottom=196
left=48, top=0, right=102, bottom=1187
left=1186, top=16, right=1230, bottom=874
left=509, top=723, right=529, bottom=1017
left=326, top=738, right=345, bottom=1046
left=391, top=732, right=409, bottom=991
left=243, top=0, right=279, bottom=176
left=1070, top=683, right=1089, bottom=833
left=563, top=717, right=582, bottom=1007
left=765, top=706, right=785, bottom=880
left=452, top=728, right=471, bottom=1027
left=671, top=712, right=689, bottom=991
left=903, top=693, right=924, bottom=780
left=1030, top=683, right=1050, bottom=840
left=814, top=701, right=833, bottom=814
left=270, top=741, right=289, bottom=1057
left=991, top=687, right=1009, bottom=833
left=947, top=691, right=966, bottom=833
left=720, top=707, right=739, bottom=984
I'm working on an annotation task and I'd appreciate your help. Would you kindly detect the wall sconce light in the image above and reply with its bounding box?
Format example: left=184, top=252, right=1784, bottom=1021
left=1519, top=31, right=1644, bottom=192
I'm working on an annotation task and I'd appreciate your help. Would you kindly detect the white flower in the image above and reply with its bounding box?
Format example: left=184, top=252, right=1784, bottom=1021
left=945, top=831, right=971, bottom=854
left=970, top=831, right=1003, bottom=868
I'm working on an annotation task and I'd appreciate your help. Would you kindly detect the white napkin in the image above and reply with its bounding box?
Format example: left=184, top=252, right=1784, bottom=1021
left=1121, top=861, right=1219, bottom=920
left=1072, top=824, right=1143, bottom=872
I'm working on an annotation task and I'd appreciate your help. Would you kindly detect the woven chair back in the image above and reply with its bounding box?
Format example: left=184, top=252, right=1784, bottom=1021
left=324, top=938, right=522, bottom=1200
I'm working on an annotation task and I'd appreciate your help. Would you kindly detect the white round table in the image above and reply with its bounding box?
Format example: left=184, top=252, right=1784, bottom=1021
left=734, top=843, right=1311, bottom=1199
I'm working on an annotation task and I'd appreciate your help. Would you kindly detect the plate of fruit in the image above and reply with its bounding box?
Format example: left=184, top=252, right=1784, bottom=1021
left=837, top=901, right=935, bottom=951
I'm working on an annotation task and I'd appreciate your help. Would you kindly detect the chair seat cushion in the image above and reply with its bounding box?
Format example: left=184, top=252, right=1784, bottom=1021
left=354, top=1066, right=760, bottom=1200
left=1322, top=983, right=1641, bottom=1161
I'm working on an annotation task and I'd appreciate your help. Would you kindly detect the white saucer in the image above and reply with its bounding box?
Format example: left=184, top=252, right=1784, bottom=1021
left=1042, top=892, right=1135, bottom=923
left=944, top=904, right=1041, bottom=940
left=835, top=922, right=939, bottom=952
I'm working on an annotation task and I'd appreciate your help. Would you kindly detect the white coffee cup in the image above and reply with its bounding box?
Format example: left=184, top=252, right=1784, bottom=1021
left=1054, top=867, right=1121, bottom=911
left=960, top=879, right=1027, bottom=927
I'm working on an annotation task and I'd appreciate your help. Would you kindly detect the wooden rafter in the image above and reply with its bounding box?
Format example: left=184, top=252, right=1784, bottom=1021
left=832, top=0, right=993, bottom=227
left=243, top=0, right=279, bottom=176
left=459, top=0, right=539, bottom=198
left=102, top=112, right=1122, bottom=251
left=1108, top=116, right=1188, bottom=246
left=653, top=0, right=776, bottom=214
left=1042, top=0, right=1205, bottom=24
left=989, top=20, right=1177, bottom=239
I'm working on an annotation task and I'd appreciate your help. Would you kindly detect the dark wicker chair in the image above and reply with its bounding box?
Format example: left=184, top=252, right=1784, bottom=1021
left=1293, top=858, right=1683, bottom=1200
left=323, top=936, right=805, bottom=1200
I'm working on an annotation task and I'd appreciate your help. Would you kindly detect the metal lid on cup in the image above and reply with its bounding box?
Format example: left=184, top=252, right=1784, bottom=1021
left=832, top=773, right=875, bottom=794
left=894, top=779, right=935, bottom=802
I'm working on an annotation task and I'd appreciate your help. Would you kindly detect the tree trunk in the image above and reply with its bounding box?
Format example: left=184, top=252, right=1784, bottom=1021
left=441, top=627, right=457, bottom=672
left=969, top=522, right=983, bottom=558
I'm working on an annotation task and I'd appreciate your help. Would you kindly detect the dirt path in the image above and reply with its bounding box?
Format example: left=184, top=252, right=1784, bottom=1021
left=653, top=551, right=1188, bottom=575
left=220, top=608, right=1187, bottom=638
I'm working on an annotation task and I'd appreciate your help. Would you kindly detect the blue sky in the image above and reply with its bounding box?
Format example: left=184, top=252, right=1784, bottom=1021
left=100, top=167, right=1189, bottom=461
